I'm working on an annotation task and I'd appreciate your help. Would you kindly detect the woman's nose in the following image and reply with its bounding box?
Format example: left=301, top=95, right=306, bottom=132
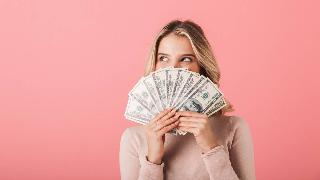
left=169, top=60, right=181, bottom=68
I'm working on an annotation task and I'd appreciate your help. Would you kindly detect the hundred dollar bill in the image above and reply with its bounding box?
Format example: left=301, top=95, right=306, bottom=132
left=143, top=74, right=164, bottom=112
left=169, top=128, right=179, bottom=136
left=176, top=77, right=223, bottom=136
left=125, top=96, right=179, bottom=135
left=172, top=70, right=202, bottom=107
left=177, top=78, right=223, bottom=113
left=125, top=96, right=154, bottom=123
left=174, top=75, right=207, bottom=109
left=166, top=68, right=178, bottom=108
left=169, top=69, right=191, bottom=107
left=152, top=68, right=167, bottom=110
left=174, top=73, right=205, bottom=136
left=125, top=115, right=148, bottom=125
left=129, top=77, right=159, bottom=115
left=201, top=81, right=224, bottom=113
left=204, top=96, right=227, bottom=117
left=165, top=66, right=174, bottom=107
left=125, top=67, right=226, bottom=136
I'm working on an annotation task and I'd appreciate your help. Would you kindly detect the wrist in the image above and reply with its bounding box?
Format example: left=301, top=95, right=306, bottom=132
left=146, top=155, right=162, bottom=165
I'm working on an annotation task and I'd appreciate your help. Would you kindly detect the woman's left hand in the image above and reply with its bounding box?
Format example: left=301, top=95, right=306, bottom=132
left=176, top=111, right=219, bottom=153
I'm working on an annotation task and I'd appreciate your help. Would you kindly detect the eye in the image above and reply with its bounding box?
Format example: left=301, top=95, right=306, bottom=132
left=158, top=56, right=169, bottom=62
left=181, top=57, right=192, bottom=62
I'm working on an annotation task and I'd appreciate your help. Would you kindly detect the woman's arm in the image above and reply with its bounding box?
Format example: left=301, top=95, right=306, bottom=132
left=201, top=145, right=240, bottom=180
left=119, top=127, right=164, bottom=180
left=228, top=117, right=256, bottom=180
left=201, top=117, right=256, bottom=180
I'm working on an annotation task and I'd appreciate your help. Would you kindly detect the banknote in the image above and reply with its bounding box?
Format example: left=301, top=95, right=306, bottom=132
left=125, top=68, right=226, bottom=136
left=125, top=95, right=154, bottom=123
left=204, top=96, right=227, bottom=117
left=172, top=70, right=202, bottom=107
left=129, top=77, right=159, bottom=115
left=174, top=75, right=207, bottom=109
left=152, top=68, right=168, bottom=109
left=170, top=69, right=192, bottom=107
left=177, top=78, right=223, bottom=113
left=166, top=68, right=179, bottom=108
left=143, top=74, right=165, bottom=112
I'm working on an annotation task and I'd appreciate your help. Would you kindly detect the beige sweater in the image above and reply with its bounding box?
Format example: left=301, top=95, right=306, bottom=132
left=119, top=114, right=256, bottom=180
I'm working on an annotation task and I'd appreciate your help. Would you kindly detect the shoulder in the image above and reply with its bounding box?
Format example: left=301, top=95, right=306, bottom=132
left=122, top=124, right=145, bottom=135
left=210, top=114, right=250, bottom=133
left=120, top=125, right=146, bottom=148
left=224, top=115, right=252, bottom=138
left=225, top=115, right=253, bottom=148
left=211, top=115, right=252, bottom=149
left=227, top=115, right=251, bottom=132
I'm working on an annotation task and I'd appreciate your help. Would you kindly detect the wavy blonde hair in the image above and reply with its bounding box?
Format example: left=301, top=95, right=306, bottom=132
left=144, top=19, right=234, bottom=115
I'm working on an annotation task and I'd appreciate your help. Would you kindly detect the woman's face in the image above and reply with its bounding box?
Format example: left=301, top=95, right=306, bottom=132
left=155, top=33, right=201, bottom=73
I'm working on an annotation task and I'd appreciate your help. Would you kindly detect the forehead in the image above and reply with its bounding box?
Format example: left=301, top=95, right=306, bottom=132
left=158, top=33, right=194, bottom=54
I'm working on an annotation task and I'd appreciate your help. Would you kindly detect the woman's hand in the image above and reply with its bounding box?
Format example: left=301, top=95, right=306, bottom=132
left=145, top=108, right=179, bottom=164
left=177, top=111, right=219, bottom=153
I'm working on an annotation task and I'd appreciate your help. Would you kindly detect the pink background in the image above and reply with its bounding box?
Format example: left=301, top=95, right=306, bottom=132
left=0, top=0, right=319, bottom=179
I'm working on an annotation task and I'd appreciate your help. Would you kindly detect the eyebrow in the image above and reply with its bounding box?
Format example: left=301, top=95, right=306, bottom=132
left=158, top=53, right=196, bottom=58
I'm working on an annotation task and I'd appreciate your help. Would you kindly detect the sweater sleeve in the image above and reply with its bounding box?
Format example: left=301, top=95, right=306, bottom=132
left=201, top=145, right=240, bottom=180
left=201, top=117, right=256, bottom=180
left=228, top=117, right=256, bottom=180
left=119, top=127, right=164, bottom=180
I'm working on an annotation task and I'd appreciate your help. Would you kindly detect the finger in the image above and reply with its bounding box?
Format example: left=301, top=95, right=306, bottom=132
left=150, top=108, right=173, bottom=124
left=178, top=121, right=202, bottom=128
left=158, top=120, right=180, bottom=136
left=176, top=111, right=207, bottom=118
left=155, top=114, right=179, bottom=131
left=178, top=116, right=204, bottom=123
left=157, top=108, right=177, bottom=124
left=150, top=111, right=178, bottom=131
left=178, top=126, right=199, bottom=135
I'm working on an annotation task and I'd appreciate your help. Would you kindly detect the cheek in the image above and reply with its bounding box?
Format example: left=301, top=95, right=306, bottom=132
left=187, top=63, right=201, bottom=73
left=155, top=63, right=162, bottom=70
left=155, top=62, right=171, bottom=70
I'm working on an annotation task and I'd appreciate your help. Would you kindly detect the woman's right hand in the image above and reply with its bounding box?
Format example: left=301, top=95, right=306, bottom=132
left=145, top=108, right=179, bottom=165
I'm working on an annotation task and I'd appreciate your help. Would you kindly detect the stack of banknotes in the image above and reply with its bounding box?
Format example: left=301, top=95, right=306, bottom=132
left=124, top=66, right=227, bottom=135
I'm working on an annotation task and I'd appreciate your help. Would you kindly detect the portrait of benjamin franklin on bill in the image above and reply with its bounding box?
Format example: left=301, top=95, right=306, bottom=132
left=182, top=98, right=203, bottom=113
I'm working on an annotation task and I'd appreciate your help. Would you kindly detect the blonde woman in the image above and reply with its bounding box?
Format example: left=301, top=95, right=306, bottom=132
left=120, top=19, right=256, bottom=180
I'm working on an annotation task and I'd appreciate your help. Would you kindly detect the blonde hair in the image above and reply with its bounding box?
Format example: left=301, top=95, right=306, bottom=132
left=144, top=19, right=234, bottom=115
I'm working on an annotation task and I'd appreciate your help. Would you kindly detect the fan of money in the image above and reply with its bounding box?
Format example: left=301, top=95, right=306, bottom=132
left=124, top=66, right=227, bottom=135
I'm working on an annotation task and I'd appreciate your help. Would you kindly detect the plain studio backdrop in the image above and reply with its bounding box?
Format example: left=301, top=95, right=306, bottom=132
left=0, top=0, right=319, bottom=179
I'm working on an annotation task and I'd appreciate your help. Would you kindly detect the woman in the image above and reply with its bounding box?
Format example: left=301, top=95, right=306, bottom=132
left=120, top=19, right=256, bottom=180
